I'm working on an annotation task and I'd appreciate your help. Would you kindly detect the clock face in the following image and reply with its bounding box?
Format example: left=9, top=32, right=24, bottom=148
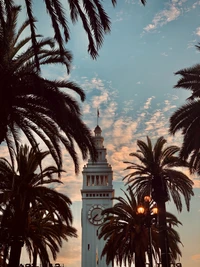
left=88, top=205, right=104, bottom=225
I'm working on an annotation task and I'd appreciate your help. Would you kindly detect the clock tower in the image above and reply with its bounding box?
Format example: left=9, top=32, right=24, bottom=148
left=81, top=125, right=114, bottom=267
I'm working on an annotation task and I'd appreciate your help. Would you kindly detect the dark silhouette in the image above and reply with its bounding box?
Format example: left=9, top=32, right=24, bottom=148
left=0, top=145, right=77, bottom=266
left=99, top=188, right=182, bottom=267
left=0, top=5, right=97, bottom=172
left=0, top=1, right=147, bottom=68
left=170, top=47, right=200, bottom=174
left=123, top=136, right=193, bottom=267
left=0, top=0, right=117, bottom=68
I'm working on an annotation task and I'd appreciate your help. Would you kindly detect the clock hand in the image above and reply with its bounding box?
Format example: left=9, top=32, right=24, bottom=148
left=93, top=214, right=98, bottom=220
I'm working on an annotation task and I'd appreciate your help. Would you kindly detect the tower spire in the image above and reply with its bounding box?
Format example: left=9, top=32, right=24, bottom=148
left=97, top=108, right=99, bottom=126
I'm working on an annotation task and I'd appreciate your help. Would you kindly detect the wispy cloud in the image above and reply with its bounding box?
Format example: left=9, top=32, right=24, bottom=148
left=143, top=0, right=200, bottom=35
left=136, top=81, right=143, bottom=85
left=56, top=76, right=191, bottom=193
left=193, top=178, right=200, bottom=188
left=191, top=253, right=200, bottom=262
left=163, top=100, right=176, bottom=112
left=192, top=1, right=200, bottom=9
left=143, top=0, right=186, bottom=33
left=187, top=39, right=197, bottom=49
left=195, top=27, right=200, bottom=36
left=143, top=96, right=155, bottom=109
left=113, top=10, right=125, bottom=23
left=123, top=99, right=134, bottom=113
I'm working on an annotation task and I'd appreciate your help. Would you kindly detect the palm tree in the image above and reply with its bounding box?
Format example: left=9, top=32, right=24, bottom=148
left=0, top=204, right=77, bottom=267
left=123, top=136, right=194, bottom=267
left=0, top=144, right=77, bottom=267
left=0, top=1, right=146, bottom=66
left=169, top=58, right=200, bottom=173
left=99, top=188, right=182, bottom=267
left=0, top=5, right=96, bottom=172
left=25, top=206, right=77, bottom=267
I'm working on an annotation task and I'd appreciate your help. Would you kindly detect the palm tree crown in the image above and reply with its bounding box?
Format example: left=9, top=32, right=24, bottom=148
left=123, top=136, right=194, bottom=267
left=170, top=59, right=200, bottom=173
left=0, top=5, right=96, bottom=172
left=0, top=144, right=77, bottom=266
left=99, top=188, right=182, bottom=267
left=25, top=207, right=77, bottom=266
left=0, top=1, right=146, bottom=66
left=123, top=136, right=194, bottom=212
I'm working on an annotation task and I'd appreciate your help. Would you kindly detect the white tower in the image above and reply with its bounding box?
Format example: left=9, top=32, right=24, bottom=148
left=81, top=125, right=114, bottom=267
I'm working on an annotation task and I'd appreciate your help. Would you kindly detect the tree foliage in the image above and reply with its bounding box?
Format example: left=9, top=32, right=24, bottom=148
left=99, top=188, right=182, bottom=267
left=123, top=136, right=194, bottom=212
left=123, top=136, right=193, bottom=267
left=0, top=1, right=146, bottom=67
left=170, top=52, right=200, bottom=173
left=0, top=144, right=77, bottom=266
left=25, top=206, right=77, bottom=266
left=0, top=5, right=96, bottom=172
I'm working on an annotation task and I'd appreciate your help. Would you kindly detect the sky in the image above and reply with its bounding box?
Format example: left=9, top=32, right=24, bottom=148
left=3, top=0, right=200, bottom=266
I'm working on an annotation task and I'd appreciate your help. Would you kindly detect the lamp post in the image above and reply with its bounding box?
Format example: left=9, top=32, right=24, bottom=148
left=137, top=196, right=158, bottom=267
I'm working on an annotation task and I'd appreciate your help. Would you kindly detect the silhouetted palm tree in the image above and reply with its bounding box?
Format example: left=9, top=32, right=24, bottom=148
left=25, top=207, right=77, bottom=267
left=123, top=136, right=193, bottom=267
left=0, top=5, right=96, bottom=172
left=170, top=56, right=200, bottom=173
left=0, top=1, right=146, bottom=66
left=0, top=205, right=77, bottom=267
left=99, top=188, right=182, bottom=267
left=0, top=144, right=77, bottom=267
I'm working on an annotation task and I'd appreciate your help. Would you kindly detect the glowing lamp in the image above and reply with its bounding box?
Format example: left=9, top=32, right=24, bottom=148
left=137, top=206, right=145, bottom=214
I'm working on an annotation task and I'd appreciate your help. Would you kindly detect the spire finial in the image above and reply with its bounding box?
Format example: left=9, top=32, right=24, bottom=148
left=97, top=108, right=100, bottom=125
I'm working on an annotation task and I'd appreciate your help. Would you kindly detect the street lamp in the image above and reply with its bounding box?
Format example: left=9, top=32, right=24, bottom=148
left=137, top=196, right=158, bottom=267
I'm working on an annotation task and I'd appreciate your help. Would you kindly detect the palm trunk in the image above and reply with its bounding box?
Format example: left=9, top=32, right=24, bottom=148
left=3, top=245, right=9, bottom=267
left=8, top=240, right=23, bottom=267
left=157, top=200, right=170, bottom=267
left=8, top=198, right=28, bottom=267
left=147, top=226, right=153, bottom=267
left=135, top=251, right=146, bottom=267
left=32, top=247, right=38, bottom=267
left=152, top=174, right=170, bottom=267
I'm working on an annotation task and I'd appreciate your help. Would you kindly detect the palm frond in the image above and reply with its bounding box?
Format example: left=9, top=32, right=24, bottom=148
left=0, top=7, right=97, bottom=171
left=123, top=136, right=193, bottom=213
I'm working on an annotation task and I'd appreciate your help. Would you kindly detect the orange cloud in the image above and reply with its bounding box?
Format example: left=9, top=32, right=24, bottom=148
left=191, top=254, right=200, bottom=261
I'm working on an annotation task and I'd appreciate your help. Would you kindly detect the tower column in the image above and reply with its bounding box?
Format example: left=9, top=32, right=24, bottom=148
left=81, top=125, right=114, bottom=267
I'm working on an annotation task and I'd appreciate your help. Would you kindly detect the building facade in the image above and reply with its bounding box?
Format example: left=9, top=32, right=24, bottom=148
left=81, top=125, right=114, bottom=267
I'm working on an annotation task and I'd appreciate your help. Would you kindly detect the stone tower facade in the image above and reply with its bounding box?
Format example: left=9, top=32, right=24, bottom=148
left=81, top=125, right=114, bottom=267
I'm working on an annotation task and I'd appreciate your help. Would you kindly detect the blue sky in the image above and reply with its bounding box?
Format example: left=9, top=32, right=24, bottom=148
left=8, top=0, right=200, bottom=266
